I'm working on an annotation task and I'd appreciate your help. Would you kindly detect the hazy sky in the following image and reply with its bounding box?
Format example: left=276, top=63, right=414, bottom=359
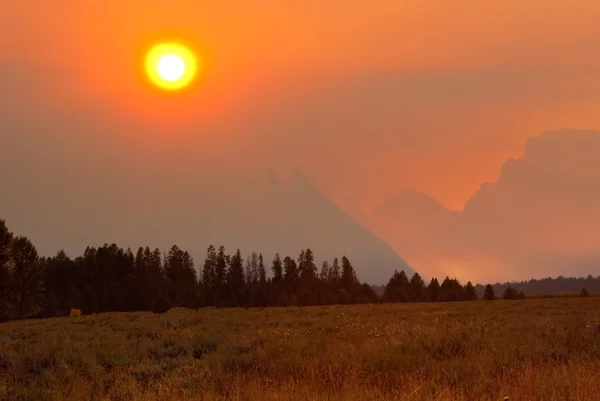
left=2, top=1, right=600, bottom=281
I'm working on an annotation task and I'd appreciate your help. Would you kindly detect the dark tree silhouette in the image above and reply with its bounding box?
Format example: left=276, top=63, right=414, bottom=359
left=164, top=245, right=199, bottom=308
left=214, top=246, right=229, bottom=306
left=383, top=270, right=409, bottom=303
left=0, top=220, right=14, bottom=320
left=427, top=278, right=441, bottom=302
left=227, top=249, right=245, bottom=306
left=502, top=286, right=520, bottom=300
left=464, top=281, right=477, bottom=301
left=202, top=245, right=217, bottom=306
left=409, top=272, right=427, bottom=302
left=438, top=277, right=468, bottom=302
left=11, top=236, right=45, bottom=318
left=483, top=284, right=496, bottom=301
left=4, top=216, right=598, bottom=322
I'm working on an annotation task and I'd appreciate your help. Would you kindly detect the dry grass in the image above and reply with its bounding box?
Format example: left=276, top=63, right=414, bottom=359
left=1, top=298, right=600, bottom=400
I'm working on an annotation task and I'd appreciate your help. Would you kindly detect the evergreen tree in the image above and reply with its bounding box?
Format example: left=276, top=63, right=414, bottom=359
left=383, top=270, right=410, bottom=303
left=483, top=284, right=496, bottom=300
left=271, top=254, right=283, bottom=283
left=269, top=254, right=284, bottom=305
left=409, top=272, right=427, bottom=302
left=427, top=278, right=441, bottom=302
left=0, top=220, right=14, bottom=320
left=255, top=253, right=268, bottom=306
left=202, top=245, right=217, bottom=305
left=164, top=245, right=199, bottom=308
left=300, top=249, right=317, bottom=280
left=464, top=281, right=477, bottom=301
left=328, top=257, right=341, bottom=288
left=320, top=261, right=330, bottom=282
left=359, top=283, right=379, bottom=303
left=340, top=256, right=358, bottom=292
left=258, top=254, right=267, bottom=284
left=298, top=249, right=318, bottom=305
left=11, top=236, right=45, bottom=318
left=283, top=256, right=299, bottom=305
left=439, top=277, right=465, bottom=302
left=150, top=248, right=169, bottom=312
left=214, top=246, right=228, bottom=305
left=227, top=249, right=245, bottom=306
left=250, top=252, right=260, bottom=284
left=42, top=250, right=77, bottom=316
left=283, top=256, right=298, bottom=282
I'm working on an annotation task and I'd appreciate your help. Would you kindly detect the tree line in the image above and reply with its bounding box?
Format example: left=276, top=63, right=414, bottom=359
left=1, top=219, right=597, bottom=321
left=475, top=275, right=600, bottom=297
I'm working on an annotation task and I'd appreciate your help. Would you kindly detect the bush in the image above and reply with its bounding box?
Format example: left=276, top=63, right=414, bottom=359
left=503, top=286, right=519, bottom=300
left=581, top=288, right=590, bottom=298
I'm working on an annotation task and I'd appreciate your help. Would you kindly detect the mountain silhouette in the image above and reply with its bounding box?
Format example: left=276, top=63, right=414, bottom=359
left=363, top=130, right=600, bottom=282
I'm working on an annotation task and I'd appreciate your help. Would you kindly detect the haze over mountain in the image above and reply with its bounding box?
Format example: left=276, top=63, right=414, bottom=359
left=0, top=162, right=412, bottom=284
left=362, top=130, right=600, bottom=283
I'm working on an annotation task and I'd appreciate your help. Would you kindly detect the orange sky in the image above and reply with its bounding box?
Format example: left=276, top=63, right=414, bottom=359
left=2, top=0, right=600, bottom=212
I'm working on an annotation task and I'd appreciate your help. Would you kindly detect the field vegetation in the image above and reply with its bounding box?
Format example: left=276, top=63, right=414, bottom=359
left=1, top=298, right=600, bottom=400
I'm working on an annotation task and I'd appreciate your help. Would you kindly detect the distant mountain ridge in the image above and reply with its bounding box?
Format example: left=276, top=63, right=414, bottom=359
left=363, top=129, right=600, bottom=282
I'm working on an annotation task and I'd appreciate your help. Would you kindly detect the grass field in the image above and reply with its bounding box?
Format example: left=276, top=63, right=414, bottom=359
left=1, top=298, right=600, bottom=401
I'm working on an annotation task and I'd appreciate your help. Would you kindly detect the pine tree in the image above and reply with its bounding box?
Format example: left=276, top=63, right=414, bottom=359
left=319, top=261, right=330, bottom=282
left=409, top=272, right=427, bottom=302
left=258, top=254, right=267, bottom=284
left=328, top=257, right=341, bottom=288
left=202, top=245, right=217, bottom=305
left=439, top=277, right=464, bottom=302
left=227, top=249, right=245, bottom=306
left=283, top=256, right=298, bottom=282
left=271, top=254, right=283, bottom=283
left=340, top=256, right=358, bottom=292
left=214, top=246, right=228, bottom=304
left=250, top=252, right=260, bottom=284
left=383, top=270, right=410, bottom=303
left=464, top=281, right=477, bottom=301
left=11, top=236, right=45, bottom=318
left=164, top=245, right=198, bottom=308
left=283, top=256, right=299, bottom=305
left=0, top=220, right=14, bottom=320
left=297, top=250, right=305, bottom=277
left=300, top=249, right=317, bottom=280
left=483, top=284, right=496, bottom=301
left=427, top=278, right=441, bottom=302
left=131, top=246, right=163, bottom=311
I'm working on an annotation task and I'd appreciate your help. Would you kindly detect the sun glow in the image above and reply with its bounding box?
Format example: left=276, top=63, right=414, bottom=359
left=145, top=43, right=199, bottom=91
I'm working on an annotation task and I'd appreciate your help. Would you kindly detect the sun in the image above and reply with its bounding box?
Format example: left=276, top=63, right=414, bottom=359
left=145, top=43, right=199, bottom=91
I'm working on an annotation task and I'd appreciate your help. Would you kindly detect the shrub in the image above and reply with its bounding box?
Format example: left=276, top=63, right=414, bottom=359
left=581, top=288, right=590, bottom=298
left=503, top=286, right=519, bottom=300
left=191, top=338, right=218, bottom=359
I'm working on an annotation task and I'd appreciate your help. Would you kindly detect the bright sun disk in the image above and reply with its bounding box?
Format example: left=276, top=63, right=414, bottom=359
left=145, top=43, right=199, bottom=91
left=157, top=55, right=185, bottom=81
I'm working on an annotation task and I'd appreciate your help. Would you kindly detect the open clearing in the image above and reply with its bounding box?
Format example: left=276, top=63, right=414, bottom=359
left=1, top=298, right=599, bottom=400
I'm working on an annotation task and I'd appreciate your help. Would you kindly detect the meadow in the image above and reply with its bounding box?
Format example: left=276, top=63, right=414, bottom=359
left=1, top=298, right=599, bottom=401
